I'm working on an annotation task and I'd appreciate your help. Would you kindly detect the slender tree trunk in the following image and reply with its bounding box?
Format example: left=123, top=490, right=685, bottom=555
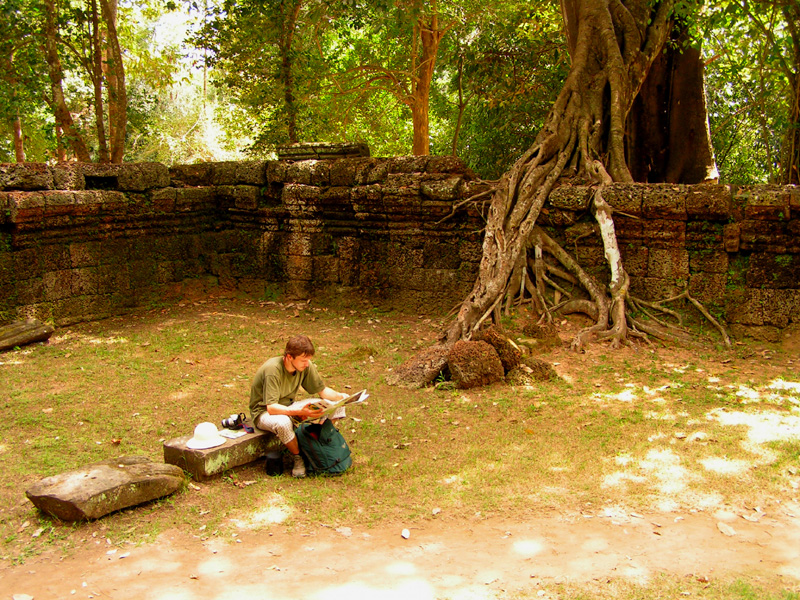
left=12, top=110, right=25, bottom=162
left=43, top=0, right=91, bottom=162
left=100, top=0, right=126, bottom=162
left=280, top=0, right=302, bottom=144
left=91, top=0, right=110, bottom=163
left=409, top=15, right=444, bottom=156
left=782, top=2, right=800, bottom=184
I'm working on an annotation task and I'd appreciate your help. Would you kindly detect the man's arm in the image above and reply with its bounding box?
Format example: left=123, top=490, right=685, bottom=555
left=318, top=387, right=349, bottom=402
left=267, top=402, right=325, bottom=420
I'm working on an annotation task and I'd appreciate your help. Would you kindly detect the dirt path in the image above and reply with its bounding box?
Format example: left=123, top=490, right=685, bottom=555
left=4, top=507, right=799, bottom=600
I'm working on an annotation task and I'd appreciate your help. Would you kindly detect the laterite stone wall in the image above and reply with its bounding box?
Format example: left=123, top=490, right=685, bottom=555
left=1, top=160, right=798, bottom=341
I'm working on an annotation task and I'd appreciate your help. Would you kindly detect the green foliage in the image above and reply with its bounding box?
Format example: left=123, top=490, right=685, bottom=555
left=703, top=1, right=798, bottom=184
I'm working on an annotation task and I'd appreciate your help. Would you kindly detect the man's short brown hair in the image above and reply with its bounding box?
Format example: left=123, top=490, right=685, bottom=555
left=284, top=334, right=315, bottom=358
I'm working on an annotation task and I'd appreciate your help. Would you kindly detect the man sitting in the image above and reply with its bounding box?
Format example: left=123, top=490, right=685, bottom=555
left=249, top=334, right=349, bottom=478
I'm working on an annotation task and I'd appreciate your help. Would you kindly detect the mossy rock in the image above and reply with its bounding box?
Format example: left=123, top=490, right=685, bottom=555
left=447, top=340, right=504, bottom=389
left=473, top=325, right=522, bottom=372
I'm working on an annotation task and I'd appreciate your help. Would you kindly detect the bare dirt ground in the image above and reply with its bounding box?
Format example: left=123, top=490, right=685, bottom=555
left=4, top=503, right=800, bottom=599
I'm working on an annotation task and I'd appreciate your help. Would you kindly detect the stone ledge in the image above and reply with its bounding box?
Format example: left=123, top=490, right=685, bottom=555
left=163, top=429, right=280, bottom=480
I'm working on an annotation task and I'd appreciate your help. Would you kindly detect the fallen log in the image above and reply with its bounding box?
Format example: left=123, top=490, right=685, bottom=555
left=0, top=319, right=55, bottom=352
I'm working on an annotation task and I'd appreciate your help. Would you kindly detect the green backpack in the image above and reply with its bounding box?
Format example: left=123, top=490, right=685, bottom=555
left=295, top=419, right=352, bottom=475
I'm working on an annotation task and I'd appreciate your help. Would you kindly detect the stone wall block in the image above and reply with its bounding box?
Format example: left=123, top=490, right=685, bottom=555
left=686, top=221, right=725, bottom=250
left=42, top=270, right=73, bottom=300
left=723, top=223, right=740, bottom=252
left=726, top=288, right=796, bottom=328
left=286, top=232, right=313, bottom=256
left=70, top=241, right=101, bottom=268
left=42, top=191, right=76, bottom=216
left=283, top=184, right=322, bottom=215
left=235, top=161, right=268, bottom=185
left=746, top=252, right=799, bottom=289
left=175, top=187, right=214, bottom=211
left=642, top=185, right=687, bottom=220
left=739, top=220, right=791, bottom=252
left=685, top=185, right=732, bottom=219
left=354, top=159, right=388, bottom=185
left=640, top=219, right=686, bottom=247
left=170, top=163, right=213, bottom=187
left=647, top=247, right=689, bottom=279
left=689, top=250, right=729, bottom=273
left=386, top=172, right=424, bottom=196
left=52, top=163, right=85, bottom=190
left=312, top=255, right=339, bottom=283
left=70, top=190, right=105, bottom=215
left=688, top=272, right=728, bottom=305
left=81, top=163, right=170, bottom=191
left=386, top=156, right=430, bottom=174
left=549, top=185, right=593, bottom=211
left=266, top=161, right=288, bottom=184
left=601, top=184, right=644, bottom=214
left=150, top=187, right=177, bottom=212
left=286, top=254, right=313, bottom=281
left=71, top=267, right=99, bottom=295
left=9, top=191, right=45, bottom=222
left=209, top=161, right=239, bottom=186
left=421, top=176, right=465, bottom=201
left=619, top=245, right=648, bottom=276
left=736, top=186, right=792, bottom=221
left=629, top=276, right=684, bottom=302
left=426, top=155, right=471, bottom=175
left=0, top=163, right=54, bottom=191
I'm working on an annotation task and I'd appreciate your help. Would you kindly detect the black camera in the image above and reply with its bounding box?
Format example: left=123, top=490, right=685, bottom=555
left=221, top=412, right=245, bottom=429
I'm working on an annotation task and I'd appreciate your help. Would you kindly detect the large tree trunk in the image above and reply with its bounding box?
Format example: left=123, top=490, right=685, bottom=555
left=440, top=0, right=718, bottom=353
left=43, top=0, right=91, bottom=162
left=627, top=31, right=718, bottom=183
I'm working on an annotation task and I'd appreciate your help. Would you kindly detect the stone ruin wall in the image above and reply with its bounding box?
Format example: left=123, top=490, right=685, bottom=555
left=1, top=159, right=798, bottom=342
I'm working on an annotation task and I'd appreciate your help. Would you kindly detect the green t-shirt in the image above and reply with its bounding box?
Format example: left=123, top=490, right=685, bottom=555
left=249, top=356, right=325, bottom=423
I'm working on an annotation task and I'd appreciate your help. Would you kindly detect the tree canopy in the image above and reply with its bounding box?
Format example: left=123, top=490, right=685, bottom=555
left=0, top=0, right=793, bottom=184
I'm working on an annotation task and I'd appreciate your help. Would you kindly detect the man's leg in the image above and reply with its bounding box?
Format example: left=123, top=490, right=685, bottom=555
left=255, top=413, right=306, bottom=478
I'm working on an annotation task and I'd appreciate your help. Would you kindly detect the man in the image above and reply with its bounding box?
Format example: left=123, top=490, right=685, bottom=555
left=249, top=334, right=349, bottom=478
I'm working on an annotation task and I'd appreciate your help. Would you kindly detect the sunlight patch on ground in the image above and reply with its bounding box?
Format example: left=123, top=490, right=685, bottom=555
left=708, top=409, right=800, bottom=444
left=592, top=388, right=637, bottom=403
left=512, top=539, right=545, bottom=557
left=86, top=336, right=129, bottom=345
left=602, top=471, right=646, bottom=488
left=698, top=457, right=750, bottom=476
left=0, top=443, right=6, bottom=454
left=310, top=579, right=437, bottom=600
left=639, top=448, right=696, bottom=495
left=735, top=385, right=762, bottom=403
left=230, top=494, right=290, bottom=528
left=169, top=391, right=192, bottom=401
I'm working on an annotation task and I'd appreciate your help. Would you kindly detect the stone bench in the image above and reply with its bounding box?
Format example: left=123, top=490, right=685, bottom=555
left=163, top=429, right=280, bottom=481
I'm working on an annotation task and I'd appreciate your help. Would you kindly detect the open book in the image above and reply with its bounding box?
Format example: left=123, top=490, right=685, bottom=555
left=292, top=389, right=369, bottom=422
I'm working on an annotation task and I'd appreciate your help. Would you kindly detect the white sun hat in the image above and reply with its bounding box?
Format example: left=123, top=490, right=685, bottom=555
left=186, top=422, right=227, bottom=449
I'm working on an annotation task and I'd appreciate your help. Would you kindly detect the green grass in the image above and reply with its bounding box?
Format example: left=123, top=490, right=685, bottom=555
left=1, top=298, right=799, bottom=598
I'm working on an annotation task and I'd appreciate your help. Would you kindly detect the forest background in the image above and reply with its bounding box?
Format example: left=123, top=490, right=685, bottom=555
left=0, top=0, right=797, bottom=185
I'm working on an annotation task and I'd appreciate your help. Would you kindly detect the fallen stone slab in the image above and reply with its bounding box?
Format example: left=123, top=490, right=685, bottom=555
left=164, top=429, right=280, bottom=481
left=25, top=456, right=184, bottom=521
left=0, top=319, right=55, bottom=352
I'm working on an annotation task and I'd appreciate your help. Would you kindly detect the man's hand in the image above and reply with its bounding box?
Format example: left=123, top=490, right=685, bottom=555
left=295, top=405, right=326, bottom=420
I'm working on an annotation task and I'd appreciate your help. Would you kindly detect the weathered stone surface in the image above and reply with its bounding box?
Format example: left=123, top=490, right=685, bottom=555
left=0, top=163, right=54, bottom=191
left=25, top=456, right=184, bottom=521
left=448, top=340, right=504, bottom=389
left=164, top=429, right=279, bottom=480
left=386, top=344, right=449, bottom=389
left=0, top=319, right=55, bottom=351
left=473, top=325, right=522, bottom=372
